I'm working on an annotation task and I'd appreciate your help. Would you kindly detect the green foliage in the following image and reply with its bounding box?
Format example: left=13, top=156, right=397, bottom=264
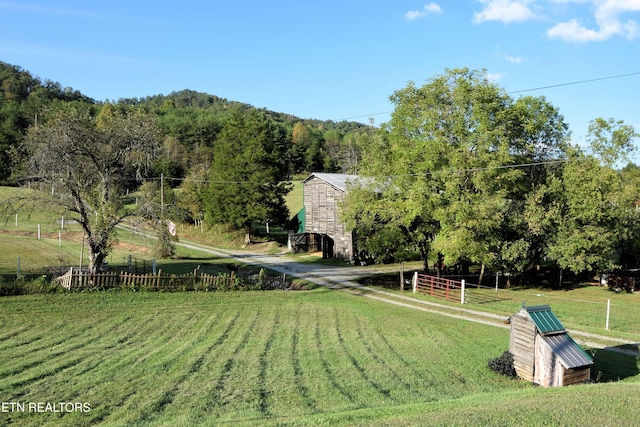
left=120, top=89, right=369, bottom=176
left=2, top=61, right=370, bottom=192
left=587, top=117, right=639, bottom=167
left=0, top=275, right=20, bottom=296
left=153, top=221, right=177, bottom=259
left=203, top=107, right=292, bottom=239
left=0, top=61, right=95, bottom=183
left=18, top=104, right=163, bottom=273
left=175, top=164, right=208, bottom=222
left=546, top=143, right=640, bottom=274
left=0, top=274, right=57, bottom=296
left=343, top=68, right=570, bottom=275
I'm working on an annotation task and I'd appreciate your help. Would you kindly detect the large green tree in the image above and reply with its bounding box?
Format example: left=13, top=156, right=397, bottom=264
left=546, top=152, right=619, bottom=274
left=547, top=118, right=640, bottom=275
left=17, top=104, right=162, bottom=273
left=342, top=68, right=569, bottom=280
left=615, top=164, right=640, bottom=269
left=203, top=107, right=292, bottom=243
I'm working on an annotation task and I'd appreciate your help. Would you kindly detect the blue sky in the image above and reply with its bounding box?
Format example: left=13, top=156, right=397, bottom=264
left=1, top=0, right=638, bottom=151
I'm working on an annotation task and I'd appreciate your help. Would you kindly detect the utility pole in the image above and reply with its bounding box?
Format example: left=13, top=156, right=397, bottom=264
left=161, top=173, right=165, bottom=217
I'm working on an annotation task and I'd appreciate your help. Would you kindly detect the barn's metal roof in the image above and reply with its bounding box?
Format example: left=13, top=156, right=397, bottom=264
left=525, top=305, right=566, bottom=334
left=303, top=173, right=360, bottom=192
left=541, top=333, right=594, bottom=369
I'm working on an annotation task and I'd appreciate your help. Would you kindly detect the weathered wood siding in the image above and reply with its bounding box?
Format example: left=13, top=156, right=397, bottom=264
left=534, top=335, right=556, bottom=387
left=509, top=313, right=536, bottom=382
left=533, top=337, right=590, bottom=386
left=561, top=365, right=591, bottom=386
left=303, top=176, right=353, bottom=260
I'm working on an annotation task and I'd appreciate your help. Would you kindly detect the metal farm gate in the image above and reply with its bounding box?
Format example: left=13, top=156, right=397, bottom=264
left=412, top=272, right=466, bottom=304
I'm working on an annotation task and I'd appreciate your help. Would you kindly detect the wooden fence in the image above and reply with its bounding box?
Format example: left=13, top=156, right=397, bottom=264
left=54, top=267, right=289, bottom=292
left=412, top=273, right=466, bottom=304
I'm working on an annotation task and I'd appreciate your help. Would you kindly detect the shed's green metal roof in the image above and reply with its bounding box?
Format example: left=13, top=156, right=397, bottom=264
left=525, top=305, right=566, bottom=334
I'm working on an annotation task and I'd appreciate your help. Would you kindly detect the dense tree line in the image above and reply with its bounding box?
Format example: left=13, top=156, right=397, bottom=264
left=341, top=68, right=640, bottom=285
left=115, top=88, right=371, bottom=180
left=1, top=62, right=371, bottom=185
left=0, top=62, right=95, bottom=183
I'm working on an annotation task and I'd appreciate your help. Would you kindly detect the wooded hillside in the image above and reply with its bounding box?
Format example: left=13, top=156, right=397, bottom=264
left=0, top=61, right=371, bottom=185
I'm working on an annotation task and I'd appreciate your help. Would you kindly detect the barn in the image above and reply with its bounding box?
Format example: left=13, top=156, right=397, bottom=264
left=289, top=173, right=359, bottom=261
left=509, top=304, right=593, bottom=387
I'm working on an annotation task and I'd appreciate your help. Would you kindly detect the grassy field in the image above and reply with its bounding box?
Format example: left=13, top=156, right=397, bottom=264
left=284, top=178, right=304, bottom=218
left=0, top=226, right=245, bottom=278
left=1, top=186, right=640, bottom=425
left=0, top=185, right=255, bottom=278
left=368, top=279, right=640, bottom=342
left=0, top=184, right=302, bottom=277
left=0, top=290, right=638, bottom=426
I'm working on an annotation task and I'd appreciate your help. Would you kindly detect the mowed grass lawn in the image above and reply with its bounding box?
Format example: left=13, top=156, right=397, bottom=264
left=1, top=290, right=639, bottom=426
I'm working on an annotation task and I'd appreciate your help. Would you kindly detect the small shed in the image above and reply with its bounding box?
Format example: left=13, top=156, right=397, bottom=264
left=509, top=304, right=593, bottom=387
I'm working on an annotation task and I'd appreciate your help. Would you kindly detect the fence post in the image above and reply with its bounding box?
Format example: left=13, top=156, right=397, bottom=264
left=412, top=272, right=417, bottom=293
left=461, top=280, right=466, bottom=304
left=605, top=299, right=610, bottom=330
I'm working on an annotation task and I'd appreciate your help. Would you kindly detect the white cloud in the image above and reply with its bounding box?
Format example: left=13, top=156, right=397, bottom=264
left=547, top=0, right=640, bottom=42
left=405, top=3, right=443, bottom=21
left=504, top=53, right=525, bottom=63
left=487, top=72, right=505, bottom=82
left=473, top=0, right=537, bottom=24
left=547, top=18, right=609, bottom=41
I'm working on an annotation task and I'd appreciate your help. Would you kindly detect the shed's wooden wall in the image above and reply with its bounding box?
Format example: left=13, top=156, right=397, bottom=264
left=303, top=177, right=353, bottom=260
left=509, top=313, right=536, bottom=382
left=534, top=335, right=556, bottom=387
left=560, top=365, right=591, bottom=386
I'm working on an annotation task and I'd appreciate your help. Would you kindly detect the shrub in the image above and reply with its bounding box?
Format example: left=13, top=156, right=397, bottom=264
left=0, top=275, right=22, bottom=296
left=0, top=275, right=57, bottom=296
left=488, top=351, right=517, bottom=378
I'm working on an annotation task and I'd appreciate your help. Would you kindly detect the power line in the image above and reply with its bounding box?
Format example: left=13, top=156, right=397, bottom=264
left=509, top=71, right=640, bottom=94
left=136, top=159, right=568, bottom=186
left=339, top=71, right=640, bottom=122
left=424, top=159, right=567, bottom=177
